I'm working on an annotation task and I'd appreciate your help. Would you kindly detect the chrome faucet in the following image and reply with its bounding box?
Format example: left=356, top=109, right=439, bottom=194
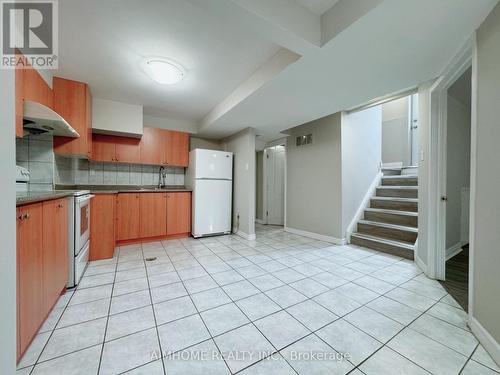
left=158, top=166, right=166, bottom=189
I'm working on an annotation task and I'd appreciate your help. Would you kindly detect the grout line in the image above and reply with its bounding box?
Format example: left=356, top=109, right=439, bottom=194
left=96, top=246, right=119, bottom=374
left=24, top=227, right=464, bottom=375
left=141, top=244, right=167, bottom=375
left=159, top=240, right=234, bottom=375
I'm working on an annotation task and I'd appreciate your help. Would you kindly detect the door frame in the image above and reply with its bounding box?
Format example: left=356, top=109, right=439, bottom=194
left=426, top=34, right=476, bottom=297
left=262, top=138, right=287, bottom=226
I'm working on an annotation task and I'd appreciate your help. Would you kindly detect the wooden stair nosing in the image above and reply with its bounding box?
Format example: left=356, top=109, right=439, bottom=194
left=364, top=207, right=418, bottom=217
left=350, top=233, right=414, bottom=260
left=358, top=219, right=418, bottom=234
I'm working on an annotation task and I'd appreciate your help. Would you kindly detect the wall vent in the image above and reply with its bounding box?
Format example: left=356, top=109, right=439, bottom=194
left=296, top=134, right=312, bottom=147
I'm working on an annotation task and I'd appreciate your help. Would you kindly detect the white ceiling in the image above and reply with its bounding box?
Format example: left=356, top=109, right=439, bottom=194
left=197, top=0, right=497, bottom=139
left=56, top=0, right=279, bottom=121
left=55, top=0, right=497, bottom=140
left=295, top=0, right=340, bottom=15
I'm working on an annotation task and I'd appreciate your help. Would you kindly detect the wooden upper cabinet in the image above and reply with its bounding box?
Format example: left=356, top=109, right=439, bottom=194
left=165, top=131, right=189, bottom=167
left=115, top=136, right=141, bottom=164
left=23, top=67, right=53, bottom=109
left=115, top=193, right=140, bottom=241
left=90, top=194, right=116, bottom=261
left=15, top=66, right=25, bottom=138
left=15, top=59, right=53, bottom=138
left=166, top=192, right=191, bottom=236
left=92, top=134, right=116, bottom=162
left=140, top=127, right=165, bottom=165
left=53, top=77, right=92, bottom=158
left=140, top=127, right=189, bottom=167
left=17, top=203, right=43, bottom=359
left=140, top=193, right=167, bottom=238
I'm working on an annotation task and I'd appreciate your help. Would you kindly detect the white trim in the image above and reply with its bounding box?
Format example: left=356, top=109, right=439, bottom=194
left=233, top=228, right=256, bottom=241
left=426, top=35, right=474, bottom=280
left=415, top=251, right=428, bottom=274
left=446, top=241, right=466, bottom=260
left=255, top=219, right=265, bottom=224
left=468, top=33, right=478, bottom=318
left=262, top=148, right=268, bottom=225
left=346, top=172, right=383, bottom=243
left=284, top=226, right=346, bottom=245
left=469, top=317, right=500, bottom=367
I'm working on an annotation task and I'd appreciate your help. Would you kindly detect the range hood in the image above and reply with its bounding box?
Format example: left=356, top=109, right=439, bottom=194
left=23, top=100, right=79, bottom=137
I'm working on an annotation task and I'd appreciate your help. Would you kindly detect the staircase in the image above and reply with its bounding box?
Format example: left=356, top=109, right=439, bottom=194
left=350, top=167, right=418, bottom=260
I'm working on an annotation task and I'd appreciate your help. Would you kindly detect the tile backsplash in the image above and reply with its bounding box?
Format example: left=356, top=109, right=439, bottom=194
left=54, top=157, right=185, bottom=186
left=16, top=134, right=54, bottom=191
left=16, top=134, right=185, bottom=190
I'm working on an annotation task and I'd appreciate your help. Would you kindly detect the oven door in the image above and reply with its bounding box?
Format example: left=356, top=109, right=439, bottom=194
left=75, top=240, right=89, bottom=285
left=74, top=194, right=92, bottom=255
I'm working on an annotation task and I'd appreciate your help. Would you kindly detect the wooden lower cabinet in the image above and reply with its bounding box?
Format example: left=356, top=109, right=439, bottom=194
left=167, top=192, right=191, bottom=236
left=114, top=192, right=191, bottom=245
left=17, top=203, right=43, bottom=361
left=116, top=193, right=140, bottom=241
left=42, top=199, right=68, bottom=313
left=90, top=194, right=115, bottom=260
left=140, top=193, right=167, bottom=238
left=17, top=198, right=68, bottom=362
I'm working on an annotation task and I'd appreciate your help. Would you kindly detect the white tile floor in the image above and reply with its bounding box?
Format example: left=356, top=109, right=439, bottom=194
left=17, top=224, right=500, bottom=375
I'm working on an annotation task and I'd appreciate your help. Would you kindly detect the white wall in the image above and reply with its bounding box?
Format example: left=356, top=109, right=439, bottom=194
left=0, top=69, right=16, bottom=374
left=222, top=128, right=256, bottom=239
left=92, top=98, right=143, bottom=137
left=473, top=1, right=500, bottom=360
left=382, top=96, right=410, bottom=165
left=144, top=114, right=198, bottom=134
left=446, top=94, right=471, bottom=250
left=189, top=137, right=223, bottom=151
left=341, top=106, right=382, bottom=233
left=286, top=113, right=343, bottom=239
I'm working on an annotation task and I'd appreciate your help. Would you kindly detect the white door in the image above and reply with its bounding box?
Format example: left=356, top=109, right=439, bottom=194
left=193, top=149, right=233, bottom=180
left=193, top=179, right=232, bottom=237
left=266, top=146, right=285, bottom=225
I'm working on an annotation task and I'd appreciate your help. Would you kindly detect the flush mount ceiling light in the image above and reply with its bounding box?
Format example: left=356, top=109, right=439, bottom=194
left=143, top=58, right=186, bottom=85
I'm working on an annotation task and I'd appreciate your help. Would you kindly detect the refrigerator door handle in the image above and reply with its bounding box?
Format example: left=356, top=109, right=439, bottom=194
left=197, top=178, right=232, bottom=181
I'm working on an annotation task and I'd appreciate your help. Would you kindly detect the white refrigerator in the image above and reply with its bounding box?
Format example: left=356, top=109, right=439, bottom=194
left=186, top=149, right=233, bottom=238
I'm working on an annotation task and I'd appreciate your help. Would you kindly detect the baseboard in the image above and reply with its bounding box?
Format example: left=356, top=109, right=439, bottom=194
left=346, top=172, right=383, bottom=243
left=232, top=228, right=256, bottom=241
left=469, top=316, right=500, bottom=367
left=255, top=219, right=265, bottom=224
left=415, top=253, right=428, bottom=274
left=284, top=226, right=346, bottom=245
left=446, top=241, right=467, bottom=260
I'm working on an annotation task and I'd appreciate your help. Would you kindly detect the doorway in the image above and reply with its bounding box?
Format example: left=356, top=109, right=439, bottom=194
left=381, top=93, right=419, bottom=168
left=264, top=145, right=285, bottom=225
left=438, top=67, right=472, bottom=310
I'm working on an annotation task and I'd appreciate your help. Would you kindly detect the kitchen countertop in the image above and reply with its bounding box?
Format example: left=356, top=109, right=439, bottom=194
left=16, top=191, right=76, bottom=206
left=17, top=186, right=192, bottom=205
left=55, top=185, right=192, bottom=194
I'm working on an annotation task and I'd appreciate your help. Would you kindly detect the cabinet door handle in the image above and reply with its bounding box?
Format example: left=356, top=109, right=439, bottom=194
left=17, top=214, right=24, bottom=221
left=23, top=213, right=29, bottom=220
left=58, top=203, right=64, bottom=208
